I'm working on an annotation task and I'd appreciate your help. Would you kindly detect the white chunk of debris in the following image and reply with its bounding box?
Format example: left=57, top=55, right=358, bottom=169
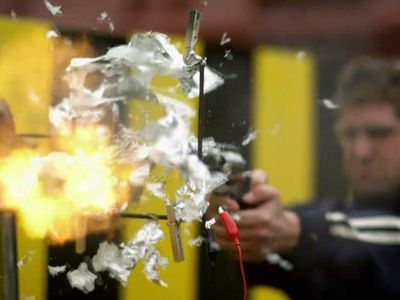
left=220, top=32, right=231, bottom=46
left=67, top=263, right=97, bottom=294
left=48, top=265, right=67, bottom=277
left=205, top=218, right=215, bottom=229
left=44, top=0, right=63, bottom=17
left=224, top=49, right=233, bottom=60
left=322, top=98, right=339, bottom=109
left=91, top=222, right=165, bottom=287
left=46, top=30, right=60, bottom=39
left=144, top=249, right=168, bottom=287
left=97, top=11, right=115, bottom=33
left=17, top=250, right=36, bottom=269
left=188, top=236, right=205, bottom=247
left=146, top=182, right=166, bottom=198
left=271, top=123, right=282, bottom=136
left=266, top=252, right=294, bottom=271
left=129, top=163, right=151, bottom=186
left=242, top=130, right=258, bottom=146
left=11, top=9, right=16, bottom=19
left=296, top=51, right=306, bottom=61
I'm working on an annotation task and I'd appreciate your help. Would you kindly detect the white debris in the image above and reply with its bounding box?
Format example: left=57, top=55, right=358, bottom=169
left=322, top=98, right=339, bottom=109
left=97, top=11, right=115, bottom=33
left=224, top=49, right=233, bottom=60
left=242, top=130, right=258, bottom=146
left=92, top=241, right=131, bottom=283
left=91, top=222, right=165, bottom=287
left=28, top=91, right=40, bottom=103
left=188, top=236, right=205, bottom=247
left=11, top=9, right=16, bottom=20
left=144, top=249, right=168, bottom=287
left=296, top=51, right=306, bottom=61
left=231, top=213, right=241, bottom=222
left=271, top=123, right=282, bottom=136
left=205, top=218, right=216, bottom=229
left=220, top=32, right=231, bottom=46
left=279, top=260, right=294, bottom=271
left=46, top=30, right=60, bottom=39
left=67, top=263, right=97, bottom=294
left=45, top=30, right=232, bottom=291
left=44, top=0, right=63, bottom=17
left=48, top=265, right=67, bottom=277
left=266, top=252, right=294, bottom=271
left=129, top=163, right=151, bottom=186
left=17, top=250, right=36, bottom=269
left=266, top=253, right=280, bottom=264
left=146, top=182, right=166, bottom=198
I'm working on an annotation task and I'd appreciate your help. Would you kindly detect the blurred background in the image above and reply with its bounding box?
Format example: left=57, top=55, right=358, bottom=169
left=1, top=0, right=400, bottom=299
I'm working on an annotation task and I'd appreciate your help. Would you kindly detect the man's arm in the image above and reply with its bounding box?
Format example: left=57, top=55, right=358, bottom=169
left=209, top=170, right=400, bottom=296
left=210, top=169, right=301, bottom=261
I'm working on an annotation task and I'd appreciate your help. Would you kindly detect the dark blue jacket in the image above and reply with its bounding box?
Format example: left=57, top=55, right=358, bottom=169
left=245, top=195, right=400, bottom=299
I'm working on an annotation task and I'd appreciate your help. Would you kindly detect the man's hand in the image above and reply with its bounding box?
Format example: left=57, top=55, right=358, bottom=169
left=208, top=169, right=301, bottom=262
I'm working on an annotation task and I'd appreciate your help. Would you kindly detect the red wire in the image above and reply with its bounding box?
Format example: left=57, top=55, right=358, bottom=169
left=218, top=208, right=248, bottom=300
left=236, top=243, right=248, bottom=300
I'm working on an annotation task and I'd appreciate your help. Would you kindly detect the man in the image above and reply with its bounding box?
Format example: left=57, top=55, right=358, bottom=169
left=210, top=57, right=400, bottom=299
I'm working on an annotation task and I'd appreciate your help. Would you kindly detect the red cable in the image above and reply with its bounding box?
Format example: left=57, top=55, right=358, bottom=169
left=236, top=243, right=248, bottom=300
left=218, top=207, right=248, bottom=300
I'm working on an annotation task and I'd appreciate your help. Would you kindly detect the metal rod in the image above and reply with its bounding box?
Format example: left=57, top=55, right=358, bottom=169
left=17, top=133, right=51, bottom=139
left=1, top=212, right=19, bottom=300
left=119, top=212, right=168, bottom=220
left=197, top=60, right=206, bottom=160
left=183, top=10, right=202, bottom=65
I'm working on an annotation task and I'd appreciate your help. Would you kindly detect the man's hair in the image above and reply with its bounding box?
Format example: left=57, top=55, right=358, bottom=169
left=335, top=57, right=400, bottom=117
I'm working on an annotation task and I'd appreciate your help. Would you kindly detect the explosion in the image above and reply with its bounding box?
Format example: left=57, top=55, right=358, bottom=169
left=0, top=28, right=227, bottom=290
left=0, top=126, right=131, bottom=243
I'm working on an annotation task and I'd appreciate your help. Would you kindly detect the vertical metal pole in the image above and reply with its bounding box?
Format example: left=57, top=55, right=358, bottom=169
left=1, top=212, right=19, bottom=300
left=197, top=60, right=206, bottom=161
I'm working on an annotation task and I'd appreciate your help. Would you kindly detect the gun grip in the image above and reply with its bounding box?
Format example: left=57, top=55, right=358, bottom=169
left=234, top=174, right=252, bottom=209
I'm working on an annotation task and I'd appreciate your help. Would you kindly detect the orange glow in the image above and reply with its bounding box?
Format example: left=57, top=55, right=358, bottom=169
left=0, top=126, right=132, bottom=244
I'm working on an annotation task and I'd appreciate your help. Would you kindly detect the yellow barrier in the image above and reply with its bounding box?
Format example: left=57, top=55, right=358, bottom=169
left=251, top=47, right=316, bottom=300
left=0, top=17, right=53, bottom=300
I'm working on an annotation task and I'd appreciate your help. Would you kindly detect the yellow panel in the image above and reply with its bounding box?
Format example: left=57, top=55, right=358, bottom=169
left=251, top=47, right=316, bottom=299
left=0, top=17, right=53, bottom=300
left=121, top=36, right=202, bottom=300
left=252, top=47, right=315, bottom=204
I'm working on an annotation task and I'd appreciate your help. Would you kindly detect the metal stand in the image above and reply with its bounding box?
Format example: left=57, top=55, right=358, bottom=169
left=1, top=212, right=19, bottom=300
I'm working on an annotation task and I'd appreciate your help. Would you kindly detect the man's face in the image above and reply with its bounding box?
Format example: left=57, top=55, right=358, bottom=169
left=336, top=101, right=400, bottom=194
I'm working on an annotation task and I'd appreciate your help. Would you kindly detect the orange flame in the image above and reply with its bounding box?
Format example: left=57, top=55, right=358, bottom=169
left=0, top=126, right=132, bottom=244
